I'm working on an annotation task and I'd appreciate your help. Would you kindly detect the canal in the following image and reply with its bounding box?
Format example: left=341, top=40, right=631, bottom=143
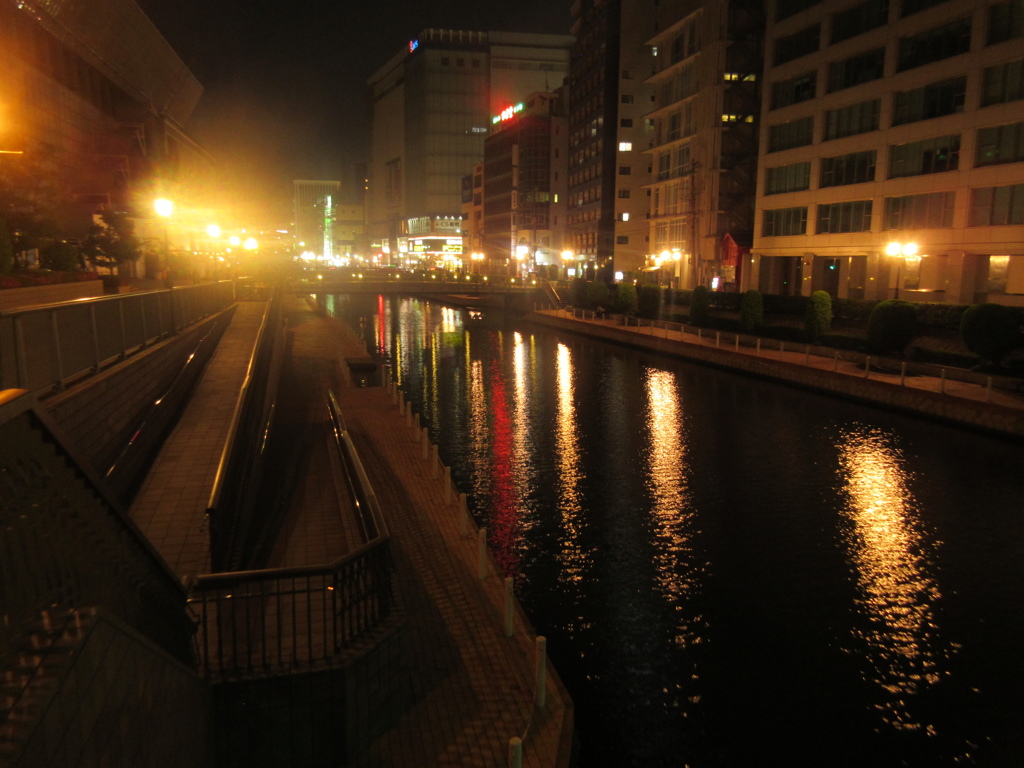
left=324, top=293, right=1024, bottom=768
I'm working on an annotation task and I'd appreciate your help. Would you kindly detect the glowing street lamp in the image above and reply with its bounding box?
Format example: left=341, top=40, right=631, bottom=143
left=154, top=199, right=174, bottom=274
left=206, top=224, right=222, bottom=238
left=885, top=241, right=919, bottom=299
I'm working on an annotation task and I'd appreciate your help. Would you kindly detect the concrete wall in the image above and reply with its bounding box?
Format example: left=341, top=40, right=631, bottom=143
left=13, top=610, right=210, bottom=768
left=0, top=281, right=105, bottom=313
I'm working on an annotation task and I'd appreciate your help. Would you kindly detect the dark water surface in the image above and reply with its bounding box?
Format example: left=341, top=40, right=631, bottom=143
left=324, top=294, right=1024, bottom=767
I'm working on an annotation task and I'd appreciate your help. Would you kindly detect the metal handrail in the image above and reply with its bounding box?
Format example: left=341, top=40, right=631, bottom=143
left=189, top=390, right=394, bottom=680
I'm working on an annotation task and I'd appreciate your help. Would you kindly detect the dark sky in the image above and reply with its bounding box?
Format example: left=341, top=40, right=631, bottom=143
left=137, top=0, right=573, bottom=218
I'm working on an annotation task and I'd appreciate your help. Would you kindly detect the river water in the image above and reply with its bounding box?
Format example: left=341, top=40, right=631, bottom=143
left=324, top=294, right=1024, bottom=768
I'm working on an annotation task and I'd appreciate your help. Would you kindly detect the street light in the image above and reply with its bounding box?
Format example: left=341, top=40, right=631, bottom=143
left=561, top=250, right=574, bottom=280
left=885, top=240, right=918, bottom=299
left=154, top=198, right=173, bottom=278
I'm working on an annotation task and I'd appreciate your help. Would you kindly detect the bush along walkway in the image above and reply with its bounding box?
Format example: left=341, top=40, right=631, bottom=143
left=529, top=308, right=1024, bottom=441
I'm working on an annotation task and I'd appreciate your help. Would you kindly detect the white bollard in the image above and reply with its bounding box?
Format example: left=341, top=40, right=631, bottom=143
left=460, top=492, right=469, bottom=536
left=716, top=331, right=720, bottom=348
left=405, top=400, right=412, bottom=427
left=444, top=466, right=452, bottom=503
left=833, top=349, right=840, bottom=371
left=900, top=362, right=906, bottom=386
left=421, top=427, right=429, bottom=459
left=735, top=335, right=739, bottom=352
left=756, top=338, right=761, bottom=357
left=535, top=636, right=547, bottom=708
left=432, top=444, right=440, bottom=479
left=478, top=527, right=488, bottom=580
left=504, top=576, right=514, bottom=637
left=864, top=357, right=871, bottom=378
left=508, top=737, right=523, bottom=768
left=697, top=328, right=702, bottom=344
left=780, top=341, right=785, bottom=354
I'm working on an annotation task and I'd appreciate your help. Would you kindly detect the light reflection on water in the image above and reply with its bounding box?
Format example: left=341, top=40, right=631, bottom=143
left=836, top=426, right=950, bottom=735
left=325, top=295, right=1024, bottom=767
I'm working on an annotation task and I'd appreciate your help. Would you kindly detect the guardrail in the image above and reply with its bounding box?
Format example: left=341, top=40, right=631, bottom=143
left=0, top=281, right=235, bottom=395
left=189, top=390, right=393, bottom=681
left=207, top=290, right=284, bottom=572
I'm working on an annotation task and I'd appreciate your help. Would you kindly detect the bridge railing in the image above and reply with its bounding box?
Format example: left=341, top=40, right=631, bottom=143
left=0, top=281, right=235, bottom=395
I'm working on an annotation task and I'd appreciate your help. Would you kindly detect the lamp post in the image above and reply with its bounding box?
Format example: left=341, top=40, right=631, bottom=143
left=885, top=240, right=918, bottom=299
left=561, top=250, right=574, bottom=281
left=154, top=198, right=173, bottom=280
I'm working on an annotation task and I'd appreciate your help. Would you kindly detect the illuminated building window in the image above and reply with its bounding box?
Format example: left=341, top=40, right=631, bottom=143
left=619, top=141, right=632, bottom=151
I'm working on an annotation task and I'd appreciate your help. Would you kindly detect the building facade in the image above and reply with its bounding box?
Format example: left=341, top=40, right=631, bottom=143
left=748, top=0, right=1024, bottom=306
left=482, top=91, right=569, bottom=277
left=0, top=0, right=209, bottom=260
left=366, top=29, right=573, bottom=268
left=293, top=180, right=341, bottom=259
left=645, top=0, right=764, bottom=290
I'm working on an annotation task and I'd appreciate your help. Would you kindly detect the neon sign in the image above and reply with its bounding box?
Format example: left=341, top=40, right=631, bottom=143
left=409, top=39, right=419, bottom=52
left=492, top=103, right=524, bottom=124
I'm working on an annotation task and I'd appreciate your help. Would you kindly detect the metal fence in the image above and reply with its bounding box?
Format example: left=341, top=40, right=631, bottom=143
left=189, top=391, right=393, bottom=681
left=0, top=282, right=235, bottom=395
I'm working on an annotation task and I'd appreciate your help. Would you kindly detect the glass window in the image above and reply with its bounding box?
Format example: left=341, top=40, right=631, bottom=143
left=900, top=0, right=950, bottom=17
left=764, top=162, right=812, bottom=195
left=618, top=189, right=631, bottom=198
left=823, top=99, right=880, bottom=140
left=616, top=235, right=630, bottom=244
left=774, top=24, right=821, bottom=66
left=777, top=0, right=821, bottom=21
left=884, top=192, right=956, bottom=228
left=820, top=150, right=876, bottom=187
left=981, top=59, right=1024, bottom=106
left=988, top=0, right=1024, bottom=45
left=762, top=207, right=808, bottom=236
left=831, top=0, right=889, bottom=44
left=889, top=134, right=960, bottom=177
left=619, top=166, right=632, bottom=175
left=897, top=17, right=971, bottom=72
left=975, top=122, right=1024, bottom=166
left=621, top=94, right=635, bottom=104
left=771, top=71, right=817, bottom=110
left=816, top=200, right=873, bottom=233
left=768, top=116, right=815, bottom=152
left=892, top=76, right=966, bottom=125
left=827, top=48, right=886, bottom=93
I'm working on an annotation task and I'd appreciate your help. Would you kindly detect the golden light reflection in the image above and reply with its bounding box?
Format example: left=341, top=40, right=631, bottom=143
left=643, top=369, right=705, bottom=652
left=512, top=332, right=538, bottom=539
left=555, top=343, right=587, bottom=586
left=837, top=427, right=949, bottom=734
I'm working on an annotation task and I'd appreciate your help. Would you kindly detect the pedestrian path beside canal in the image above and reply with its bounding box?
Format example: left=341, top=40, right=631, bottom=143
left=529, top=308, right=1024, bottom=441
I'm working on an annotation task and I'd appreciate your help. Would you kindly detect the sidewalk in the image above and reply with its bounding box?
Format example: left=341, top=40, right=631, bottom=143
left=530, top=308, right=1024, bottom=440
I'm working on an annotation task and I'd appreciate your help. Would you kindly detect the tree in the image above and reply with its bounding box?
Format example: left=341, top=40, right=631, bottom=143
left=0, top=150, right=67, bottom=262
left=0, top=217, right=13, bottom=273
left=739, top=289, right=763, bottom=333
left=867, top=299, right=918, bottom=354
left=805, top=290, right=832, bottom=341
left=690, top=284, right=711, bottom=326
left=586, top=280, right=610, bottom=310
left=40, top=241, right=81, bottom=272
left=83, top=209, right=142, bottom=275
left=960, top=303, right=1024, bottom=367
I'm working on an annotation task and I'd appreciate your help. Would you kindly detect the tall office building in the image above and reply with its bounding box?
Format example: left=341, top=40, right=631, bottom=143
left=748, top=0, right=1024, bottom=305
left=483, top=91, right=569, bottom=275
left=645, top=0, right=764, bottom=290
left=0, top=0, right=208, bottom=237
left=366, top=28, right=573, bottom=268
left=293, top=180, right=341, bottom=259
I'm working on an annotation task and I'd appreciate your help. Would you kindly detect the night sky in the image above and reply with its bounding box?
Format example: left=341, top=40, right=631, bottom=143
left=137, top=0, right=573, bottom=218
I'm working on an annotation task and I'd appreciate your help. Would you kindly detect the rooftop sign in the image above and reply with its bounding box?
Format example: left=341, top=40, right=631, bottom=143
left=492, top=103, right=524, bottom=124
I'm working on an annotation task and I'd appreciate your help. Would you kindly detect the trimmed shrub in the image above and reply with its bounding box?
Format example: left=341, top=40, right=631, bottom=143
left=960, top=302, right=1024, bottom=366
left=816, top=331, right=868, bottom=352
left=867, top=299, right=918, bottom=355
left=569, top=277, right=587, bottom=306
left=613, top=282, right=637, bottom=314
left=690, top=285, right=711, bottom=326
left=637, top=285, right=663, bottom=318
left=739, top=289, right=763, bottom=332
left=762, top=293, right=808, bottom=316
left=804, top=290, right=833, bottom=341
left=586, top=280, right=610, bottom=310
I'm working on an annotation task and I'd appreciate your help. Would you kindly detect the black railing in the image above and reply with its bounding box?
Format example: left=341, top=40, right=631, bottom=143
left=207, top=289, right=285, bottom=571
left=189, top=391, right=393, bottom=680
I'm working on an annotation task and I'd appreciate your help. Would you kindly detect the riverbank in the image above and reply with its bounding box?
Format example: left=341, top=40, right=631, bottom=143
left=526, top=308, right=1024, bottom=442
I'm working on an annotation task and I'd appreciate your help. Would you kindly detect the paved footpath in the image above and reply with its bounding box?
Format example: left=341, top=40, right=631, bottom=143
left=272, top=297, right=575, bottom=768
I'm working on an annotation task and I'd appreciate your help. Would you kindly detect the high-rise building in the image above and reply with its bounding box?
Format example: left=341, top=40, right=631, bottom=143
left=366, top=29, right=573, bottom=269
left=293, top=180, right=340, bottom=259
left=645, top=0, right=764, bottom=290
left=483, top=91, right=569, bottom=277
left=748, top=0, right=1024, bottom=305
